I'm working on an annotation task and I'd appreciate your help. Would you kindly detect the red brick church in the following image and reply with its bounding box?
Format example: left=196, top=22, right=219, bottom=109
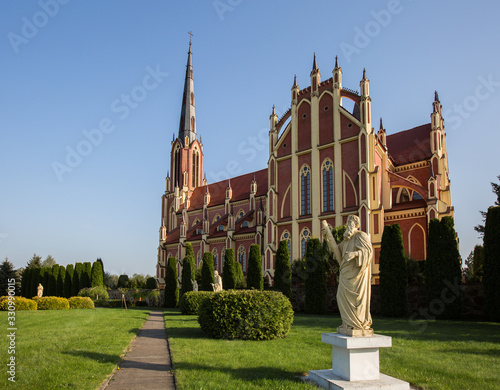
left=156, top=43, right=453, bottom=287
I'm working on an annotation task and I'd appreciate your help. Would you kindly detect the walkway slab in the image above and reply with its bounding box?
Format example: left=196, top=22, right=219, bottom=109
left=103, top=311, right=176, bottom=390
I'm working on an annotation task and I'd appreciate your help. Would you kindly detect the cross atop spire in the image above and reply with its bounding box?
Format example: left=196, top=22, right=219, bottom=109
left=188, top=30, right=193, bottom=46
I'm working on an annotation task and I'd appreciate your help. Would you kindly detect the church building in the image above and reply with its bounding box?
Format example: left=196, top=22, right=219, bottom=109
left=156, top=43, right=453, bottom=287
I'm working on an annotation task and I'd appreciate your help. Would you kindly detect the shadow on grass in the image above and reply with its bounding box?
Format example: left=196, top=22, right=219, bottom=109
left=175, top=361, right=305, bottom=384
left=62, top=350, right=120, bottom=364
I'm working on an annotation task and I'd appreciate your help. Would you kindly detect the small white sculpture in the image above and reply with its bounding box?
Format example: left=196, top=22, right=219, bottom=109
left=191, top=279, right=198, bottom=292
left=211, top=270, right=223, bottom=292
left=37, top=283, right=43, bottom=298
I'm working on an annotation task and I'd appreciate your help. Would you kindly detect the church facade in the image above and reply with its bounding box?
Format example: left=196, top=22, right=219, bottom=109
left=156, top=44, right=453, bottom=287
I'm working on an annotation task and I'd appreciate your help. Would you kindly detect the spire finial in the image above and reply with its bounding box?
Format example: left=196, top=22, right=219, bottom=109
left=379, top=117, right=383, bottom=130
left=293, top=74, right=297, bottom=86
left=312, top=52, right=318, bottom=71
left=335, top=55, right=339, bottom=68
left=363, top=68, right=367, bottom=80
left=188, top=30, right=193, bottom=46
left=434, top=90, right=440, bottom=102
left=272, top=105, right=276, bottom=116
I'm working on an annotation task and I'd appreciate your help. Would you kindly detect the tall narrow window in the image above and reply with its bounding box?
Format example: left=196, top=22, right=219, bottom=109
left=174, top=148, right=182, bottom=188
left=300, top=228, right=310, bottom=258
left=322, top=160, right=334, bottom=212
left=212, top=248, right=218, bottom=272
left=221, top=247, right=226, bottom=267
left=300, top=166, right=311, bottom=215
left=238, top=245, right=246, bottom=271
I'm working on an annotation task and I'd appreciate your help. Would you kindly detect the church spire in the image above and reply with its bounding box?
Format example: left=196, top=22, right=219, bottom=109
left=178, top=37, right=196, bottom=146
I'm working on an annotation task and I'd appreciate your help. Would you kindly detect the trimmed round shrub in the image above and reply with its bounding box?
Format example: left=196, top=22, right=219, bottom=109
left=198, top=290, right=294, bottom=340
left=179, top=291, right=213, bottom=315
left=36, top=296, right=70, bottom=310
left=0, top=296, right=37, bottom=311
left=69, top=296, right=94, bottom=309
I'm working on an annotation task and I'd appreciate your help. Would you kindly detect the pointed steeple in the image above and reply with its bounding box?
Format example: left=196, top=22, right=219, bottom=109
left=362, top=68, right=367, bottom=80
left=379, top=117, right=384, bottom=130
left=434, top=90, right=440, bottom=102
left=334, top=55, right=339, bottom=69
left=178, top=40, right=196, bottom=146
left=310, top=52, right=318, bottom=76
left=293, top=74, right=297, bottom=87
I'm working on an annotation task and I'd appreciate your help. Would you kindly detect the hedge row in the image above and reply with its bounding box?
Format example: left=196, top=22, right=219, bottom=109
left=0, top=296, right=37, bottom=311
left=198, top=290, right=294, bottom=340
left=179, top=291, right=213, bottom=315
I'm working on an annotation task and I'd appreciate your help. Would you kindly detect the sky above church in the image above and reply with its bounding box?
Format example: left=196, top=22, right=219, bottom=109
left=1, top=0, right=499, bottom=276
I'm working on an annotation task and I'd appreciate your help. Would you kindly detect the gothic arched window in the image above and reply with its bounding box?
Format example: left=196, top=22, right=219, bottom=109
left=238, top=245, right=246, bottom=271
left=300, top=165, right=311, bottom=215
left=281, top=230, right=292, bottom=259
left=212, top=248, right=218, bottom=272
left=300, top=227, right=310, bottom=259
left=322, top=160, right=334, bottom=212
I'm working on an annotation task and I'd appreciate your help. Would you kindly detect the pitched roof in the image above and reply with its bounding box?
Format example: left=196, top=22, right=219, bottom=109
left=186, top=168, right=268, bottom=211
left=386, top=123, right=432, bottom=166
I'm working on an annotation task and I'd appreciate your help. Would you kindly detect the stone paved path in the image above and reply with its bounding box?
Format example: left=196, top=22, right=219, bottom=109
left=102, top=311, right=176, bottom=390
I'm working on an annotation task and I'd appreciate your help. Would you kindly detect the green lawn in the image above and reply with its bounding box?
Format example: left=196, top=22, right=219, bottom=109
left=0, top=308, right=150, bottom=389
left=165, top=310, right=500, bottom=390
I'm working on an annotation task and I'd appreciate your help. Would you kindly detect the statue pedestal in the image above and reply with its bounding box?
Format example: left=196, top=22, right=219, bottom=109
left=308, top=333, right=410, bottom=389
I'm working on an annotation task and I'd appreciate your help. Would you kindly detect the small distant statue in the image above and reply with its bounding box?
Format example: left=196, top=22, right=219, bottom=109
left=37, top=283, right=44, bottom=298
left=211, top=270, right=223, bottom=292
left=191, top=279, right=198, bottom=292
left=322, top=215, right=373, bottom=336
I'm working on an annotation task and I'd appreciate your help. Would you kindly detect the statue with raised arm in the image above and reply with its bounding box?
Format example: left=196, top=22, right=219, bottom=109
left=322, top=215, right=373, bottom=336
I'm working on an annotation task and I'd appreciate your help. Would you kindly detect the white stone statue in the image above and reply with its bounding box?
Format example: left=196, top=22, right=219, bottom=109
left=191, top=279, right=198, bottom=292
left=211, top=270, right=223, bottom=292
left=37, top=283, right=43, bottom=298
left=322, top=215, right=373, bottom=336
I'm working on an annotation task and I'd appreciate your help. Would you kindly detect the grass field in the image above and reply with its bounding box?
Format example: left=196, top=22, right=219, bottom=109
left=1, top=308, right=498, bottom=389
left=165, top=310, right=500, bottom=390
left=0, top=308, right=150, bottom=389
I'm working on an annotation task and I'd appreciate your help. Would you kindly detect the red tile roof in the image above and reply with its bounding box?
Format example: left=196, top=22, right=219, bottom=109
left=386, top=124, right=432, bottom=166
left=187, top=169, right=268, bottom=211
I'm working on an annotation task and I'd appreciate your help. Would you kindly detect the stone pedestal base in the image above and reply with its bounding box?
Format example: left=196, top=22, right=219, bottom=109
left=308, top=370, right=410, bottom=390
left=308, top=333, right=410, bottom=389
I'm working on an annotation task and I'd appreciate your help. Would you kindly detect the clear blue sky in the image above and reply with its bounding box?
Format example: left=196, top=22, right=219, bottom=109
left=1, top=0, right=499, bottom=276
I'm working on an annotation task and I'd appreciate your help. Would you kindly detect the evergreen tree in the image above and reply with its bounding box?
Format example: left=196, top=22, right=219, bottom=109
left=201, top=252, right=215, bottom=291
left=41, top=255, right=57, bottom=268
left=304, top=238, right=328, bottom=314
left=234, top=261, right=245, bottom=289
left=26, top=253, right=42, bottom=269
left=164, top=257, right=179, bottom=308
left=56, top=265, right=65, bottom=297
left=475, top=175, right=500, bottom=236
left=42, top=267, right=52, bottom=295
left=48, top=264, right=59, bottom=296
left=20, top=268, right=29, bottom=297
left=97, top=258, right=104, bottom=279
left=222, top=248, right=236, bottom=290
left=181, top=243, right=196, bottom=296
left=80, top=262, right=92, bottom=289
left=274, top=240, right=292, bottom=298
left=64, top=264, right=74, bottom=298
left=483, top=206, right=500, bottom=321
left=91, top=260, right=104, bottom=287
left=246, top=244, right=263, bottom=290
left=73, top=263, right=83, bottom=296
left=425, top=217, right=462, bottom=319
left=379, top=224, right=408, bottom=317
left=0, top=258, right=17, bottom=297
left=146, top=277, right=157, bottom=289
left=117, top=274, right=129, bottom=288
